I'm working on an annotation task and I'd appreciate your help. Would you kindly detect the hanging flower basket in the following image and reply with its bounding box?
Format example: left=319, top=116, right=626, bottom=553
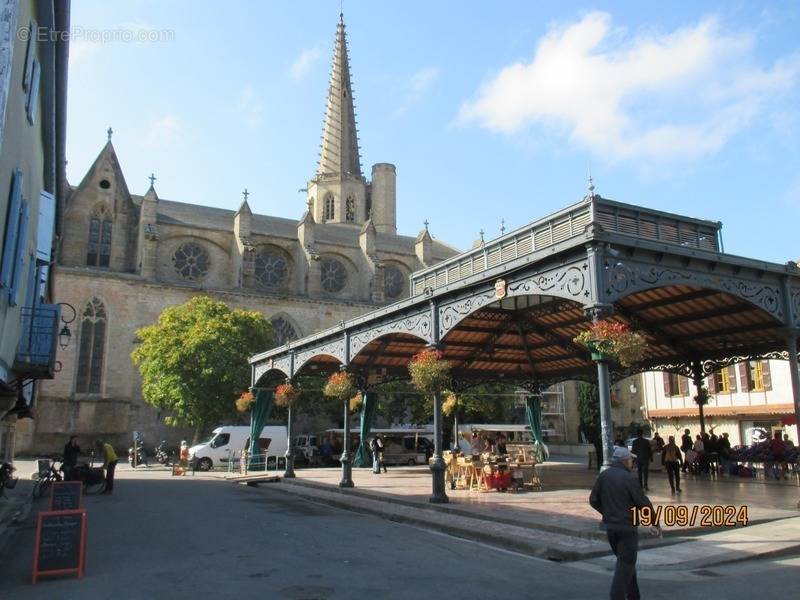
left=408, top=349, right=451, bottom=394
left=349, top=391, right=363, bottom=413
left=323, top=371, right=356, bottom=401
left=574, top=321, right=646, bottom=368
left=442, top=391, right=458, bottom=416
left=235, top=391, right=255, bottom=413
left=275, top=383, right=300, bottom=408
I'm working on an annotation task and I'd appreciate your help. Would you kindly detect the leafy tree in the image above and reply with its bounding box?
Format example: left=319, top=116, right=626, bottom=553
left=132, top=296, right=273, bottom=440
left=578, top=382, right=603, bottom=470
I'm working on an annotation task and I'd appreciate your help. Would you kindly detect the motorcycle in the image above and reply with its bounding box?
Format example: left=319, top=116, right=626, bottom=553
left=154, top=440, right=172, bottom=465
left=128, top=440, right=148, bottom=467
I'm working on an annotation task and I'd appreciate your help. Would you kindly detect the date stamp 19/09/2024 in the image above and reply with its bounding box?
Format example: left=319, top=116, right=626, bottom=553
left=630, top=505, right=749, bottom=528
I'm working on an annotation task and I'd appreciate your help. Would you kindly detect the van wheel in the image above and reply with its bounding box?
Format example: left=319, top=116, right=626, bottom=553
left=407, top=458, right=416, bottom=466
left=197, top=458, right=212, bottom=471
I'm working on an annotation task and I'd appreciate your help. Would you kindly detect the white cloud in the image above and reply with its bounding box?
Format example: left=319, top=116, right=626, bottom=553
left=289, top=47, right=321, bottom=81
left=236, top=86, right=263, bottom=128
left=145, top=115, right=181, bottom=145
left=394, top=67, right=440, bottom=115
left=458, top=12, right=800, bottom=162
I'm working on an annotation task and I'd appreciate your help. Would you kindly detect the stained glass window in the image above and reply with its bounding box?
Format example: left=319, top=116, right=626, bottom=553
left=87, top=206, right=112, bottom=267
left=172, top=242, right=210, bottom=281
left=345, top=196, right=355, bottom=222
left=255, top=250, right=288, bottom=288
left=321, top=258, right=347, bottom=293
left=76, top=298, right=106, bottom=394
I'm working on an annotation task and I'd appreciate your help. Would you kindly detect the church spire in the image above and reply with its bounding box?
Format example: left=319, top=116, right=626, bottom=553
left=317, top=14, right=362, bottom=180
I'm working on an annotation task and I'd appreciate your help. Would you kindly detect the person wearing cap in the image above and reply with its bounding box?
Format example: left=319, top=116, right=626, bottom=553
left=590, top=445, right=661, bottom=600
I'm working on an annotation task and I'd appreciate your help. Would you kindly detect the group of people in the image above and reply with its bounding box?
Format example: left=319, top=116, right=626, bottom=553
left=456, top=431, right=509, bottom=456
left=678, top=429, right=732, bottom=475
left=62, top=435, right=117, bottom=494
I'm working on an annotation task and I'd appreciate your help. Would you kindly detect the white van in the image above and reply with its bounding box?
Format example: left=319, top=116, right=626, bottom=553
left=189, top=425, right=288, bottom=471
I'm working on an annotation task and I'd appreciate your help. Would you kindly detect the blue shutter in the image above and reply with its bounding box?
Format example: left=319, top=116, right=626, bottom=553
left=37, top=190, right=55, bottom=262
left=26, top=59, right=40, bottom=125
left=1, top=170, right=23, bottom=288
left=9, top=200, right=29, bottom=306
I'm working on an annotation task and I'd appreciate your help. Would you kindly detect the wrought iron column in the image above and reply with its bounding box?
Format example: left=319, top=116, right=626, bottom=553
left=595, top=358, right=614, bottom=469
left=691, top=361, right=707, bottom=435
left=283, top=404, right=295, bottom=478
left=430, top=389, right=448, bottom=503
left=787, top=332, right=800, bottom=441
left=339, top=396, right=354, bottom=487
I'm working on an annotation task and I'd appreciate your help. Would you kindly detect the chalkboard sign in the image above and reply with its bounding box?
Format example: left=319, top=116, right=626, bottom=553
left=50, top=481, right=83, bottom=511
left=32, top=509, right=87, bottom=583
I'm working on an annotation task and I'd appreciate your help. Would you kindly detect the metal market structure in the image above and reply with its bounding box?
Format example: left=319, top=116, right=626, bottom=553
left=250, top=189, right=800, bottom=503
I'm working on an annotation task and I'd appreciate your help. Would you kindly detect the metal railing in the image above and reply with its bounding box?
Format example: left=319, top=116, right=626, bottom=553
left=14, top=304, right=60, bottom=377
left=226, top=450, right=287, bottom=475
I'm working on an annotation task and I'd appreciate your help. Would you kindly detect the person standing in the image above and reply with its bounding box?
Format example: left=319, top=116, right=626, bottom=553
left=95, top=439, right=118, bottom=494
left=375, top=434, right=387, bottom=473
left=680, top=429, right=693, bottom=473
left=369, top=436, right=381, bottom=474
left=631, top=430, right=653, bottom=490
left=718, top=432, right=732, bottom=476
left=770, top=431, right=787, bottom=480
left=661, top=436, right=683, bottom=493
left=63, top=436, right=81, bottom=469
left=590, top=446, right=661, bottom=600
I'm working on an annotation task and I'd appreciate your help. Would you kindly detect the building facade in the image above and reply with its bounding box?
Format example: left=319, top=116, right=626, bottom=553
left=18, top=15, right=458, bottom=453
left=0, top=1, right=69, bottom=461
left=642, top=360, right=798, bottom=446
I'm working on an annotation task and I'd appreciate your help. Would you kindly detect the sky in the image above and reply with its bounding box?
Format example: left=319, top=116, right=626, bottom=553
left=65, top=1, right=799, bottom=264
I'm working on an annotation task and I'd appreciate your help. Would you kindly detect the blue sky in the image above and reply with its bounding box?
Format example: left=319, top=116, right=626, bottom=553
left=66, top=1, right=799, bottom=263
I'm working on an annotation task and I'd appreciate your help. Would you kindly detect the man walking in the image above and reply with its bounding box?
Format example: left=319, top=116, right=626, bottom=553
left=590, top=446, right=661, bottom=600
left=680, top=429, right=693, bottom=473
left=661, top=436, right=682, bottom=493
left=631, top=429, right=652, bottom=490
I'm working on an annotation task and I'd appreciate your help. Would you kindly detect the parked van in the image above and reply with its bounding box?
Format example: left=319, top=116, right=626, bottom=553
left=189, top=425, right=288, bottom=471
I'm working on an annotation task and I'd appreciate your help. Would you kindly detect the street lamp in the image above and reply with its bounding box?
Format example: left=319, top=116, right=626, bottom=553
left=55, top=302, right=76, bottom=349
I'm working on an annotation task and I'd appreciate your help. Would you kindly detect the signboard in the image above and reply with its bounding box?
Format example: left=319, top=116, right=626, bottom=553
left=32, top=509, right=87, bottom=584
left=49, top=481, right=83, bottom=511
left=495, top=278, right=506, bottom=299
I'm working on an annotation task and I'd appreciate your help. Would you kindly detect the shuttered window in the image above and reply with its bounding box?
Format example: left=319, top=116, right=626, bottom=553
left=1, top=170, right=23, bottom=289
left=713, top=367, right=734, bottom=393
left=662, top=373, right=686, bottom=397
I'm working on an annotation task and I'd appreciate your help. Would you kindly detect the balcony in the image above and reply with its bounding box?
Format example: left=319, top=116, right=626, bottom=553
left=14, top=304, right=61, bottom=379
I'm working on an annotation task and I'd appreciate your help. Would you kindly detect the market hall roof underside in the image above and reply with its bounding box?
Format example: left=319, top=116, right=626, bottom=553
left=251, top=195, right=800, bottom=387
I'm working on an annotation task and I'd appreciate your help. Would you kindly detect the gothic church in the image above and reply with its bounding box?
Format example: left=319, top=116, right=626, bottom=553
left=19, top=15, right=458, bottom=452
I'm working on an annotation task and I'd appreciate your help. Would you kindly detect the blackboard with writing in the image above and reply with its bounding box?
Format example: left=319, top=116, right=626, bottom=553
left=50, top=481, right=83, bottom=511
left=32, top=509, right=86, bottom=583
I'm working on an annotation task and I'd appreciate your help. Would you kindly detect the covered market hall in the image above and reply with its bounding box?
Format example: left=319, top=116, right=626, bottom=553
left=249, top=190, right=800, bottom=503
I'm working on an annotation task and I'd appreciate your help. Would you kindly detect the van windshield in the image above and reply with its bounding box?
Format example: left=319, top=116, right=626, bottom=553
left=209, top=433, right=230, bottom=448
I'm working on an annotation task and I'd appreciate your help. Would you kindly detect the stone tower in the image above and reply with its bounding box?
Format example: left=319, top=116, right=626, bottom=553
left=307, top=14, right=396, bottom=233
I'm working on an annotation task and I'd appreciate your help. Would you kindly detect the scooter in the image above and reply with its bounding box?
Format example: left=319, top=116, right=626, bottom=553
left=128, top=441, right=148, bottom=467
left=154, top=441, right=172, bottom=465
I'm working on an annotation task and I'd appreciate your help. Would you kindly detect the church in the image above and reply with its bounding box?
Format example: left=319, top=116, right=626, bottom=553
left=18, top=15, right=458, bottom=452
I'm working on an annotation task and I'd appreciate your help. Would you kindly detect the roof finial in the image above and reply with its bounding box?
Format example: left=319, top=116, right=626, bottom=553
left=479, top=228, right=485, bottom=243
left=107, top=127, right=113, bottom=142
left=242, top=188, right=250, bottom=202
left=148, top=173, right=156, bottom=187
left=424, top=219, right=429, bottom=232
left=587, top=167, right=595, bottom=198
left=500, top=218, right=506, bottom=236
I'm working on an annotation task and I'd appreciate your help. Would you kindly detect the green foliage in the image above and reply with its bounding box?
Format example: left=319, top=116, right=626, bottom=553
left=131, top=296, right=273, bottom=430
left=577, top=382, right=603, bottom=470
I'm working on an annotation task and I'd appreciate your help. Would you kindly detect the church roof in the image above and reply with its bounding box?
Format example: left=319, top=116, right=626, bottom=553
left=71, top=140, right=131, bottom=202
left=134, top=196, right=455, bottom=259
left=317, top=14, right=362, bottom=180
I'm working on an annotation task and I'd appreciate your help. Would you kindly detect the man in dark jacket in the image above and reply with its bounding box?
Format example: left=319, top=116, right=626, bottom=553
left=680, top=429, right=693, bottom=472
left=590, top=446, right=661, bottom=600
left=631, top=430, right=653, bottom=490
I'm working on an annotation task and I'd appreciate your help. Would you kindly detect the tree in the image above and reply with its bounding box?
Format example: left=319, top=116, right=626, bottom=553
left=578, top=382, right=603, bottom=470
left=132, top=296, right=273, bottom=439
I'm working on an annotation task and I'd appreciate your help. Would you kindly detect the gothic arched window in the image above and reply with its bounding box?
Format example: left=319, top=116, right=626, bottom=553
left=255, top=249, right=288, bottom=288
left=320, top=258, right=347, bottom=293
left=323, top=194, right=335, bottom=222
left=75, top=298, right=106, bottom=394
left=87, top=205, right=112, bottom=267
left=271, top=316, right=299, bottom=346
left=172, top=242, right=210, bottom=281
left=384, top=265, right=405, bottom=300
left=345, top=195, right=355, bottom=223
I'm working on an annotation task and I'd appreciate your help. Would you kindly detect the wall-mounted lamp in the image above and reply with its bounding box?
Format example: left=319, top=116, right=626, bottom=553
left=56, top=302, right=76, bottom=349
left=629, top=382, right=638, bottom=394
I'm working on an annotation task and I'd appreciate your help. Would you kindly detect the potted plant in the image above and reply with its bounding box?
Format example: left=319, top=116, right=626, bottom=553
left=274, top=382, right=300, bottom=407
left=349, top=391, right=363, bottom=413
left=235, top=391, right=255, bottom=413
left=574, top=321, right=646, bottom=367
left=408, top=349, right=451, bottom=394
left=323, top=371, right=356, bottom=401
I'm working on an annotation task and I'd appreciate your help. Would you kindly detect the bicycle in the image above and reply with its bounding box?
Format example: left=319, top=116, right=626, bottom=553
left=32, top=457, right=62, bottom=498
